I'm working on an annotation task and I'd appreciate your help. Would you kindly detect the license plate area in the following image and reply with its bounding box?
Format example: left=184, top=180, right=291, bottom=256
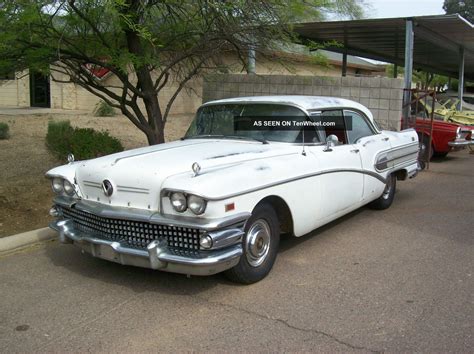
left=94, top=244, right=120, bottom=262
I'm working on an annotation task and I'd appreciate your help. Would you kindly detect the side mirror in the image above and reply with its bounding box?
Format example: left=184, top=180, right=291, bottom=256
left=324, top=134, right=339, bottom=152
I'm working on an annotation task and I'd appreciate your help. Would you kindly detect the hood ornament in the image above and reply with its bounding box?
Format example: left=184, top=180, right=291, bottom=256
left=192, top=162, right=201, bottom=176
left=102, top=179, right=114, bottom=197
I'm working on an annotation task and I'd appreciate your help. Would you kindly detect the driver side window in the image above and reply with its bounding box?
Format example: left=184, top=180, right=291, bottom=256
left=344, top=111, right=375, bottom=144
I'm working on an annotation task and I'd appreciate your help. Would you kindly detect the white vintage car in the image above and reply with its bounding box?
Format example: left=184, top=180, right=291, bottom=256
left=47, top=96, right=419, bottom=283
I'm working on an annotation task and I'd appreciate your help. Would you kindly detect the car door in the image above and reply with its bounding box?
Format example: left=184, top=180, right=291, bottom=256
left=309, top=110, right=363, bottom=221
left=344, top=110, right=389, bottom=202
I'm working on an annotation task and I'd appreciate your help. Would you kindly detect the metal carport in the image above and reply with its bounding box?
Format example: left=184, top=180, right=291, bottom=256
left=293, top=15, right=474, bottom=125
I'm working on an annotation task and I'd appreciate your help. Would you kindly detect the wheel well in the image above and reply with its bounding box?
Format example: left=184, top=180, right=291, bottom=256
left=255, top=196, right=294, bottom=235
left=418, top=132, right=436, bottom=152
left=393, top=169, right=408, bottom=181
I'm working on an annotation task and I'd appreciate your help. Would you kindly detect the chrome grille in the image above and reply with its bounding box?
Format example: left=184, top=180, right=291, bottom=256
left=59, top=206, right=203, bottom=251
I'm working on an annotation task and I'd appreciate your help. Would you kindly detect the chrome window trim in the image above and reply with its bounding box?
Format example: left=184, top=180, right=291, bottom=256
left=343, top=109, right=380, bottom=144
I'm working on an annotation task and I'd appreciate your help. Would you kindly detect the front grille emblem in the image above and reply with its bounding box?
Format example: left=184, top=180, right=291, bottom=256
left=102, top=179, right=114, bottom=197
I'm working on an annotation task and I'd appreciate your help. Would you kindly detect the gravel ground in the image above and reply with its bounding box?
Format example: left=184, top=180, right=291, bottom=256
left=0, top=111, right=193, bottom=237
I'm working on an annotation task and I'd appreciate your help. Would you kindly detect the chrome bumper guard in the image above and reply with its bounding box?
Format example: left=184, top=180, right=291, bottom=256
left=50, top=219, right=243, bottom=276
left=448, top=139, right=474, bottom=147
left=49, top=198, right=249, bottom=276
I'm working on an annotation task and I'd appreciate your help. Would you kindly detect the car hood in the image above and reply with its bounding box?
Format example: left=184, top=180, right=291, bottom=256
left=416, top=118, right=471, bottom=131
left=74, top=139, right=295, bottom=210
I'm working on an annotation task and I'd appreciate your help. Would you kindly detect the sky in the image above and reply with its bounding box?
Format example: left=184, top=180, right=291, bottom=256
left=367, top=0, right=445, bottom=18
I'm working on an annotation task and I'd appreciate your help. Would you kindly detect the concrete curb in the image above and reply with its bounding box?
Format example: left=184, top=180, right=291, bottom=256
left=0, top=228, right=56, bottom=254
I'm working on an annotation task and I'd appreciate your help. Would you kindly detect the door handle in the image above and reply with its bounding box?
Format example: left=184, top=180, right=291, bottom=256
left=350, top=149, right=360, bottom=153
left=382, top=137, right=389, bottom=141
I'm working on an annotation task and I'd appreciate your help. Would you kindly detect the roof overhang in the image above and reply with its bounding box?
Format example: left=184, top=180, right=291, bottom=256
left=294, top=14, right=474, bottom=80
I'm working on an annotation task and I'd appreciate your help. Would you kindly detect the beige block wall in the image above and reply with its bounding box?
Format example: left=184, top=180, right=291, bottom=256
left=51, top=69, right=203, bottom=116
left=0, top=80, right=19, bottom=106
left=0, top=71, right=30, bottom=107
left=0, top=56, right=382, bottom=117
left=202, top=74, right=404, bottom=131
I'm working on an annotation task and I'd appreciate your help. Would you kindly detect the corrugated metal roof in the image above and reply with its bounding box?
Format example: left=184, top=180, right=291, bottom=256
left=318, top=50, right=384, bottom=70
left=294, top=15, right=474, bottom=80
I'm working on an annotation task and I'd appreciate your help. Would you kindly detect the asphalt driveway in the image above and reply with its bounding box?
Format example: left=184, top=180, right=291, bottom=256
left=0, top=150, right=472, bottom=352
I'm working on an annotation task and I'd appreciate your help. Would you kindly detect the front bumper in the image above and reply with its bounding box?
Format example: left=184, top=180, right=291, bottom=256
left=50, top=198, right=249, bottom=276
left=448, top=139, right=474, bottom=148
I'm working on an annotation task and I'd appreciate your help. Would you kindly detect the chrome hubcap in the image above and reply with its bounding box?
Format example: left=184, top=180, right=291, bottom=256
left=245, top=219, right=271, bottom=267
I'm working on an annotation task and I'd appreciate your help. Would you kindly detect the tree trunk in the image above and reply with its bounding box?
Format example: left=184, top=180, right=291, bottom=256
left=123, top=0, right=166, bottom=145
left=144, top=118, right=165, bottom=145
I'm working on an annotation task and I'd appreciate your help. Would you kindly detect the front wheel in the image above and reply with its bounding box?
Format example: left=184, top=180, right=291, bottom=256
left=368, top=174, right=396, bottom=210
left=225, top=203, right=280, bottom=284
left=434, top=151, right=449, bottom=158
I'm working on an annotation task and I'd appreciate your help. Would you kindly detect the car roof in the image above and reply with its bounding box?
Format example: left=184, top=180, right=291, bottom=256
left=202, top=95, right=374, bottom=121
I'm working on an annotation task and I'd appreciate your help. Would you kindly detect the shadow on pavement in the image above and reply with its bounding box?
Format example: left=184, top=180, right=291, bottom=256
left=44, top=241, right=232, bottom=295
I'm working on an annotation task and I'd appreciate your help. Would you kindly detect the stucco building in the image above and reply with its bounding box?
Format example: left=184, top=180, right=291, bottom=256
left=0, top=50, right=385, bottom=115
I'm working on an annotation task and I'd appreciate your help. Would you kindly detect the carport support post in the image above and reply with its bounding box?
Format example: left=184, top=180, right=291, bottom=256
left=458, top=46, right=465, bottom=110
left=402, top=19, right=414, bottom=129
left=342, top=52, right=348, bottom=77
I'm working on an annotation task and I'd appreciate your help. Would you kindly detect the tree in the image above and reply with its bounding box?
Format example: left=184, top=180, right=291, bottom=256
left=385, top=65, right=448, bottom=92
left=0, top=1, right=365, bottom=145
left=443, top=0, right=473, bottom=22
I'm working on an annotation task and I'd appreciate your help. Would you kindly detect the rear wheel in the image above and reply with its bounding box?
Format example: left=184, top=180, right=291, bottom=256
left=369, top=174, right=396, bottom=210
left=225, top=203, right=280, bottom=284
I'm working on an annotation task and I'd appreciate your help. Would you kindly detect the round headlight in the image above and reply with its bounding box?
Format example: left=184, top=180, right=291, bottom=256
left=170, top=192, right=187, bottom=212
left=51, top=178, right=64, bottom=194
left=63, top=180, right=75, bottom=196
left=188, top=195, right=207, bottom=215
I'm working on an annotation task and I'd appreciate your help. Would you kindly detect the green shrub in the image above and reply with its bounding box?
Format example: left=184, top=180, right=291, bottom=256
left=46, top=120, right=123, bottom=160
left=93, top=100, right=116, bottom=117
left=0, top=122, right=10, bottom=139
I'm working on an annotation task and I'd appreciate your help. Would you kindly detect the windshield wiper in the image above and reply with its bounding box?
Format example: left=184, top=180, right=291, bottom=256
left=181, top=134, right=269, bottom=144
left=181, top=134, right=225, bottom=140
left=222, top=135, right=269, bottom=144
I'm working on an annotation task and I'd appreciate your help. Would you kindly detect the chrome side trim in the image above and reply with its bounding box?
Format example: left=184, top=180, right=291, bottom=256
left=83, top=181, right=102, bottom=189
left=116, top=185, right=149, bottom=192
left=375, top=143, right=419, bottom=172
left=116, top=185, right=150, bottom=195
left=162, top=168, right=386, bottom=202
left=53, top=196, right=250, bottom=231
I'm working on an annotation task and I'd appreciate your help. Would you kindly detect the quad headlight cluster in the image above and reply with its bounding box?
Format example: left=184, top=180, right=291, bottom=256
left=169, top=192, right=207, bottom=215
left=51, top=177, right=76, bottom=196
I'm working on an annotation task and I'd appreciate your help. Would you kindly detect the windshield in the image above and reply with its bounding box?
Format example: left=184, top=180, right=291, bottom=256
left=185, top=103, right=320, bottom=143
